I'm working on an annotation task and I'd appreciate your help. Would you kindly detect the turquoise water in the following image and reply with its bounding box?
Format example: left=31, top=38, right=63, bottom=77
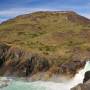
left=0, top=61, right=90, bottom=90
left=2, top=81, right=47, bottom=90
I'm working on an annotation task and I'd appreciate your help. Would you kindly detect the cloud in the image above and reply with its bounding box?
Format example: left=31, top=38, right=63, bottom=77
left=0, top=4, right=90, bottom=23
left=0, top=8, right=52, bottom=17
left=0, top=7, right=53, bottom=22
left=82, top=14, right=90, bottom=19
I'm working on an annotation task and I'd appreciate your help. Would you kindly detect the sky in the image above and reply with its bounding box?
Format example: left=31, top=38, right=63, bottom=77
left=0, top=0, right=90, bottom=22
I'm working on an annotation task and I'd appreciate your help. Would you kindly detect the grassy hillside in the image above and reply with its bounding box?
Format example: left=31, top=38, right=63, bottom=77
left=0, top=11, right=90, bottom=61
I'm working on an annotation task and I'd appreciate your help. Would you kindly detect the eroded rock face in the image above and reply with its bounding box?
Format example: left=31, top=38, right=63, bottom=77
left=60, top=60, right=86, bottom=75
left=0, top=43, right=50, bottom=77
left=0, top=43, right=86, bottom=78
left=0, top=43, right=10, bottom=67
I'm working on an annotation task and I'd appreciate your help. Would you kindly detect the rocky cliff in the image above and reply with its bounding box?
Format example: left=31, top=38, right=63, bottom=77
left=0, top=43, right=86, bottom=79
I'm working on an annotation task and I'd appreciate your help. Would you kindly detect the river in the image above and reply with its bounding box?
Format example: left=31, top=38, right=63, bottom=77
left=0, top=61, right=90, bottom=90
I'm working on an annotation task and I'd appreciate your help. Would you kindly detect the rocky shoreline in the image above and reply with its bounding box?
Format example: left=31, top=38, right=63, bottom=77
left=0, top=42, right=86, bottom=80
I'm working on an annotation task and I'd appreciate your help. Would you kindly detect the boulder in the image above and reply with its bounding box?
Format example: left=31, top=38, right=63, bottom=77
left=83, top=71, right=90, bottom=83
left=71, top=71, right=90, bottom=90
left=71, top=80, right=90, bottom=90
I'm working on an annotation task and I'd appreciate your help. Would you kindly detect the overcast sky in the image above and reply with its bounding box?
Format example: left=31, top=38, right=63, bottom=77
left=0, top=0, right=90, bottom=22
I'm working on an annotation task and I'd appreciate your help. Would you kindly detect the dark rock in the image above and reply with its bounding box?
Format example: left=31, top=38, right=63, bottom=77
left=26, top=55, right=50, bottom=76
left=83, top=71, right=90, bottom=83
left=26, top=56, right=36, bottom=76
left=71, top=71, right=90, bottom=90
left=0, top=43, right=10, bottom=67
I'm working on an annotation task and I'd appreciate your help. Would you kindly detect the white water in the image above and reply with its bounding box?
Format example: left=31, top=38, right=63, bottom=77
left=0, top=61, right=90, bottom=90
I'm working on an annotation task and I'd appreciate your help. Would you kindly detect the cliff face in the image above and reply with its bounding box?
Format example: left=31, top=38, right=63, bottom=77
left=0, top=43, right=50, bottom=77
left=0, top=43, right=86, bottom=78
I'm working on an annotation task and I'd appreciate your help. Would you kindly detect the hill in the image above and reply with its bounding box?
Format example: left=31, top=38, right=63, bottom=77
left=0, top=11, right=90, bottom=78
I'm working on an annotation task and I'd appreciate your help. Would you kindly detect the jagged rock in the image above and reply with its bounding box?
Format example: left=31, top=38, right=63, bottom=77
left=0, top=43, right=10, bottom=67
left=60, top=60, right=86, bottom=75
left=83, top=71, right=90, bottom=83
left=71, top=71, right=90, bottom=90
left=0, top=43, right=50, bottom=77
left=0, top=43, right=87, bottom=78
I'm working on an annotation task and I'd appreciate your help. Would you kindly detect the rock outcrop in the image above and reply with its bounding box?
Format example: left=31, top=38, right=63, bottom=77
left=0, top=43, right=50, bottom=77
left=60, top=60, right=86, bottom=75
left=71, top=81, right=90, bottom=90
left=83, top=71, right=90, bottom=83
left=0, top=43, right=86, bottom=78
left=71, top=80, right=90, bottom=90
left=71, top=71, right=90, bottom=90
